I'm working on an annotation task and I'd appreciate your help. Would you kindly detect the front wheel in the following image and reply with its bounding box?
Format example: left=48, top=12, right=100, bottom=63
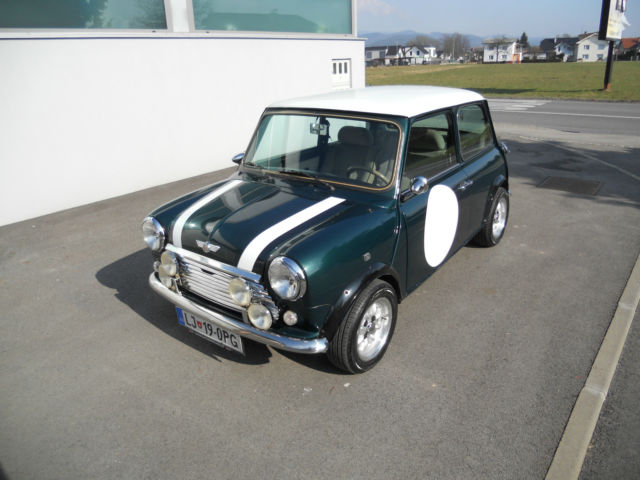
left=474, top=187, right=509, bottom=247
left=327, top=280, right=397, bottom=373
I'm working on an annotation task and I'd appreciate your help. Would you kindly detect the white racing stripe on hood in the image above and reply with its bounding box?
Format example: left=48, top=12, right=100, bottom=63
left=172, top=179, right=243, bottom=248
left=237, top=196, right=345, bottom=272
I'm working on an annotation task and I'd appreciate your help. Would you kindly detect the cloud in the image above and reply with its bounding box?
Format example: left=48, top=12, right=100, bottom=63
left=358, top=0, right=397, bottom=16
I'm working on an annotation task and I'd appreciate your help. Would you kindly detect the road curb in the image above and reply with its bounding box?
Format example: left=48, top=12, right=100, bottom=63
left=546, top=253, right=640, bottom=480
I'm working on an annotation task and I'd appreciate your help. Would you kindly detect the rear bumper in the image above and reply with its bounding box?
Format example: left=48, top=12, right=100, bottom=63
left=148, top=273, right=328, bottom=354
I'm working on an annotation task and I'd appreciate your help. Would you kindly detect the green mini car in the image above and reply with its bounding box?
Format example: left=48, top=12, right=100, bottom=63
left=143, top=86, right=509, bottom=373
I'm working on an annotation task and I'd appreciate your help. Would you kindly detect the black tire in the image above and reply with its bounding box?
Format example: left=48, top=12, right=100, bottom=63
left=327, top=279, right=397, bottom=373
left=474, top=187, right=509, bottom=247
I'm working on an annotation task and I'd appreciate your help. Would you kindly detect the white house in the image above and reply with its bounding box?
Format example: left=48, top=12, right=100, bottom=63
left=576, top=33, right=610, bottom=62
left=0, top=0, right=364, bottom=226
left=365, top=46, right=386, bottom=66
left=384, top=45, right=406, bottom=65
left=555, top=37, right=578, bottom=62
left=405, top=45, right=425, bottom=64
left=482, top=38, right=522, bottom=63
left=422, top=46, right=438, bottom=63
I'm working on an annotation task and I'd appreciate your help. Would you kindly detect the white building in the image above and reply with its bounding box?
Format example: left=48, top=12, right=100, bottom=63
left=576, top=33, right=610, bottom=62
left=555, top=37, right=578, bottom=62
left=0, top=0, right=364, bottom=226
left=365, top=46, right=386, bottom=66
left=482, top=38, right=522, bottom=63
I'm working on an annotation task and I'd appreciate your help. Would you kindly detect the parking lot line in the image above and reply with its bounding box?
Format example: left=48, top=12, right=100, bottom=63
left=546, top=253, right=640, bottom=480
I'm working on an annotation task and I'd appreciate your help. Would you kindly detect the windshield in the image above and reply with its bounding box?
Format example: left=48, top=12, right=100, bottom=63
left=244, top=113, right=401, bottom=189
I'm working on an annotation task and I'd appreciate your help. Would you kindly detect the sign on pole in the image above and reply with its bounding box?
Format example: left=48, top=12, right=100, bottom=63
left=598, top=0, right=630, bottom=90
left=599, top=0, right=628, bottom=41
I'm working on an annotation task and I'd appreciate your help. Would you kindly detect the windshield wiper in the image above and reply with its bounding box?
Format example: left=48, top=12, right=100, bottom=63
left=242, top=162, right=271, bottom=180
left=281, top=169, right=335, bottom=192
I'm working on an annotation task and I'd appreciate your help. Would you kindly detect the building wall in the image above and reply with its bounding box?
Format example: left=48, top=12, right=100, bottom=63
left=0, top=0, right=362, bottom=226
left=577, top=37, right=609, bottom=61
left=0, top=36, right=364, bottom=226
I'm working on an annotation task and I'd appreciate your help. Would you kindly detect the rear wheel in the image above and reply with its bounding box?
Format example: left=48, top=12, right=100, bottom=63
left=474, top=187, right=509, bottom=247
left=328, top=280, right=397, bottom=373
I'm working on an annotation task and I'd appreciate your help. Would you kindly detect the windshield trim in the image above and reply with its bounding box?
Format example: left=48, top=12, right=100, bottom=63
left=242, top=109, right=404, bottom=192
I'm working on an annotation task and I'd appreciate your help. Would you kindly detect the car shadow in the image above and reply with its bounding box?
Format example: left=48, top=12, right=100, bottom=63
left=95, top=249, right=348, bottom=373
left=95, top=249, right=272, bottom=365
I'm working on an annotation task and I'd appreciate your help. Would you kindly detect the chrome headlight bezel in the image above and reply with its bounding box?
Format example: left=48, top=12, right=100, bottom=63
left=142, top=216, right=165, bottom=252
left=267, top=256, right=307, bottom=301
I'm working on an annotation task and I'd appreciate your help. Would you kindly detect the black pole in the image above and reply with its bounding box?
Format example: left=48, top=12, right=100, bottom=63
left=603, top=40, right=615, bottom=91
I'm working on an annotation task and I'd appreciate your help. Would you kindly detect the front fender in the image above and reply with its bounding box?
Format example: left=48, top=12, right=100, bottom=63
left=320, top=262, right=401, bottom=341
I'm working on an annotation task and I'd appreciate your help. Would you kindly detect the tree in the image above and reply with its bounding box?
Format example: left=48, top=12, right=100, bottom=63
left=519, top=32, right=530, bottom=48
left=406, top=35, right=441, bottom=49
left=442, top=33, right=470, bottom=60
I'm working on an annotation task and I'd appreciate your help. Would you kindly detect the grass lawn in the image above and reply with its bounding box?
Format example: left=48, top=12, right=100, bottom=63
left=366, top=62, right=640, bottom=102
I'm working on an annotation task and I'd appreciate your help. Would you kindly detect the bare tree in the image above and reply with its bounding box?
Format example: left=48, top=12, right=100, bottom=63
left=406, top=35, right=441, bottom=49
left=442, top=33, right=470, bottom=60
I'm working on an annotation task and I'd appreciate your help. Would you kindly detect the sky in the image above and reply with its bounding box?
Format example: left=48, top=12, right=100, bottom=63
left=357, top=0, right=640, bottom=39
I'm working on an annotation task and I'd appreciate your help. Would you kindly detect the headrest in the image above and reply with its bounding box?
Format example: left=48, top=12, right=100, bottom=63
left=411, top=129, right=446, bottom=151
left=338, top=126, right=373, bottom=146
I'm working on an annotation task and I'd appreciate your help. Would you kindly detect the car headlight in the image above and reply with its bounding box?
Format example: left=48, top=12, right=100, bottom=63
left=142, top=217, right=165, bottom=252
left=268, top=256, right=306, bottom=300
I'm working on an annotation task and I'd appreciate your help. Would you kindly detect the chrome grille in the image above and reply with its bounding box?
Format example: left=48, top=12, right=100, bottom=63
left=166, top=244, right=277, bottom=318
left=179, top=258, right=243, bottom=312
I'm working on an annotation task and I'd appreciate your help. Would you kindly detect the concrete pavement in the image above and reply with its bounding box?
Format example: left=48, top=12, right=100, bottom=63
left=1, top=123, right=639, bottom=479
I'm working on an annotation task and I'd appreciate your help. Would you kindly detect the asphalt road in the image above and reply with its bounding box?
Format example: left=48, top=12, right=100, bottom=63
left=490, top=98, right=640, bottom=137
left=1, top=101, right=639, bottom=479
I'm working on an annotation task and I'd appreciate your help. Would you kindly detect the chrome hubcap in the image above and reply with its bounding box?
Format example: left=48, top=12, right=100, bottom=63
left=356, top=297, right=392, bottom=362
left=492, top=197, right=507, bottom=240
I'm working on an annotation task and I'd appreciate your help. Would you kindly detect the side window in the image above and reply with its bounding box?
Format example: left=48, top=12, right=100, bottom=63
left=403, top=111, right=456, bottom=187
left=457, top=104, right=493, bottom=160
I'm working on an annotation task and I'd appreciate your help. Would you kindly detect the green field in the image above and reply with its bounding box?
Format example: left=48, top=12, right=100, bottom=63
left=366, top=62, right=640, bottom=101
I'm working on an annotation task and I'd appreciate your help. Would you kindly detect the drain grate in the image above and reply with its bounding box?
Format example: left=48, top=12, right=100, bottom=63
left=537, top=176, right=602, bottom=196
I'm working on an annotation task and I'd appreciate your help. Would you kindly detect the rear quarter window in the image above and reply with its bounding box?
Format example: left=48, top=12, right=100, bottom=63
left=457, top=104, right=493, bottom=160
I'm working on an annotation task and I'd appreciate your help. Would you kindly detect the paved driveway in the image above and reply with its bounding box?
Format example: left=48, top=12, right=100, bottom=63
left=1, top=124, right=638, bottom=479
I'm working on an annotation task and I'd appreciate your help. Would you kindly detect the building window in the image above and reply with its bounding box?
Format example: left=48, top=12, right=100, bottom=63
left=193, top=0, right=352, bottom=34
left=583, top=54, right=589, bottom=60
left=597, top=54, right=604, bottom=60
left=0, top=0, right=167, bottom=29
left=332, top=59, right=351, bottom=90
left=489, top=55, right=494, bottom=60
left=366, top=51, right=372, bottom=59
left=598, top=44, right=605, bottom=50
left=584, top=44, right=590, bottom=50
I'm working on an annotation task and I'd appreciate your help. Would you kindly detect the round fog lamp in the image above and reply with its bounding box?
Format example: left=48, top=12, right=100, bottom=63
left=228, top=277, right=252, bottom=307
left=160, top=251, right=178, bottom=276
left=248, top=303, right=272, bottom=330
left=160, top=275, right=173, bottom=288
left=283, top=310, right=298, bottom=326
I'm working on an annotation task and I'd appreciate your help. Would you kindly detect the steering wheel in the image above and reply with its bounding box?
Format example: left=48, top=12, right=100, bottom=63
left=346, top=166, right=389, bottom=186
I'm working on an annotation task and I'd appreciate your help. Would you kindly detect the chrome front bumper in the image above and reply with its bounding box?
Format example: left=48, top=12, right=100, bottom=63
left=148, top=273, right=328, bottom=354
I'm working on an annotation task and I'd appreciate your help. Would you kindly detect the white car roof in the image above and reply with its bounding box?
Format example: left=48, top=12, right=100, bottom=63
left=269, top=85, right=485, bottom=118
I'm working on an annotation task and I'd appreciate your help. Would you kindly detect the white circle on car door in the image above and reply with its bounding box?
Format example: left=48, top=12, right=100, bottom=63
left=423, top=184, right=459, bottom=267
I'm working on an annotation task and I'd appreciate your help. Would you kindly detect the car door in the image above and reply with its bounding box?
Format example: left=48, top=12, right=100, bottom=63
left=399, top=110, right=470, bottom=291
left=456, top=102, right=505, bottom=239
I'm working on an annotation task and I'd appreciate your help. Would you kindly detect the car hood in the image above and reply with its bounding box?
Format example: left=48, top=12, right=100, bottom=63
left=164, top=177, right=360, bottom=275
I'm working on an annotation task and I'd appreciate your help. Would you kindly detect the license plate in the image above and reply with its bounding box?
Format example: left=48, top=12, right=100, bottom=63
left=176, top=307, right=244, bottom=354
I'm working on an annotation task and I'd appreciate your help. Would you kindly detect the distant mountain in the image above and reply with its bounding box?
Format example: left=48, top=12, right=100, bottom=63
left=361, top=31, right=544, bottom=48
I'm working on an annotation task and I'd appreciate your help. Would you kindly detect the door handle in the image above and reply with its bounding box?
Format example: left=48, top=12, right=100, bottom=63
left=456, top=180, right=474, bottom=191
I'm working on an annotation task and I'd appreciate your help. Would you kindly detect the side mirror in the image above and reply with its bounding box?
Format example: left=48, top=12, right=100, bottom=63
left=232, top=153, right=244, bottom=164
left=498, top=142, right=510, bottom=155
left=410, top=176, right=428, bottom=195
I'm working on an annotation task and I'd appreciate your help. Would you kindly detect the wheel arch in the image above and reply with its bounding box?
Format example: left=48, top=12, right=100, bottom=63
left=481, top=174, right=509, bottom=225
left=321, top=262, right=401, bottom=341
